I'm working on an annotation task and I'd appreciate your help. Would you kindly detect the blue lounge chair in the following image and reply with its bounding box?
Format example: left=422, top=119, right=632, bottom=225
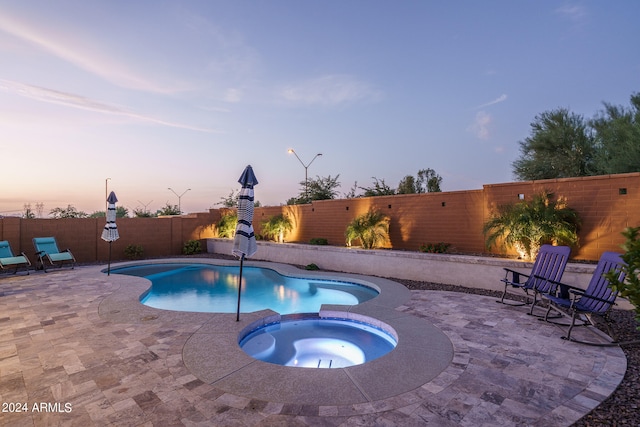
left=0, top=240, right=31, bottom=275
left=542, top=251, right=625, bottom=345
left=498, top=244, right=571, bottom=315
left=33, top=237, right=76, bottom=272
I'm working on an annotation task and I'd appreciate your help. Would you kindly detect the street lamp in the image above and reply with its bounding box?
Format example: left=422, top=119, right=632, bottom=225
left=167, top=188, right=191, bottom=214
left=288, top=149, right=322, bottom=202
left=137, top=200, right=153, bottom=215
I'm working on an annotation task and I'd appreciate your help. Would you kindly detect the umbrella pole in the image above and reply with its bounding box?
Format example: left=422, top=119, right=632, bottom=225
left=108, top=241, right=112, bottom=275
left=236, top=254, right=244, bottom=321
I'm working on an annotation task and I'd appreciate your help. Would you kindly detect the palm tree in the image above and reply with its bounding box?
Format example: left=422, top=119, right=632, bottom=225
left=483, top=192, right=581, bottom=260
left=345, top=209, right=390, bottom=249
left=216, top=212, right=238, bottom=238
left=261, top=214, right=293, bottom=243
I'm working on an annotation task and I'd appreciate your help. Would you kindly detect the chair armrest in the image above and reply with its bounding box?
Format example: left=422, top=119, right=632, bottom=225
left=568, top=289, right=616, bottom=305
left=547, top=279, right=583, bottom=299
left=503, top=268, right=530, bottom=285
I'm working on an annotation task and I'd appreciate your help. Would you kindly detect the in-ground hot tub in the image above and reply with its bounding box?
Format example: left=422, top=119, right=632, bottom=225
left=239, top=313, right=398, bottom=368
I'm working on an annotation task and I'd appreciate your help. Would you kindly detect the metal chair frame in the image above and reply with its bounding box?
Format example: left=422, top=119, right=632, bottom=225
left=498, top=244, right=571, bottom=315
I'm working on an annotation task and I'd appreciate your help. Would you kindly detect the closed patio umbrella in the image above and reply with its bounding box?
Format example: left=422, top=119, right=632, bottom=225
left=101, top=191, right=120, bottom=275
left=232, top=165, right=258, bottom=321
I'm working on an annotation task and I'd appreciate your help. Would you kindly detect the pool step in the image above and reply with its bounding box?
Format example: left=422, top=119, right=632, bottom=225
left=317, top=359, right=333, bottom=368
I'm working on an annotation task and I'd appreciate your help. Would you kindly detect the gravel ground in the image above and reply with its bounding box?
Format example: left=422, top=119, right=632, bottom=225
left=398, top=278, right=640, bottom=427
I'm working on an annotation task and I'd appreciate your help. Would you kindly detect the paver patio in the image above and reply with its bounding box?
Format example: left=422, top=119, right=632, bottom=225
left=0, top=261, right=626, bottom=426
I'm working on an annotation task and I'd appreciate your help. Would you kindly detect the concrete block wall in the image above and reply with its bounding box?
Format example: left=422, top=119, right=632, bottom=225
left=482, top=173, right=640, bottom=259
left=1, top=212, right=220, bottom=263
left=2, top=173, right=639, bottom=263
left=253, top=173, right=640, bottom=261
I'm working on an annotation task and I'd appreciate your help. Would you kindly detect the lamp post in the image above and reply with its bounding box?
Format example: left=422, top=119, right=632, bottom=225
left=137, top=200, right=153, bottom=215
left=288, top=149, right=322, bottom=202
left=168, top=188, right=191, bottom=214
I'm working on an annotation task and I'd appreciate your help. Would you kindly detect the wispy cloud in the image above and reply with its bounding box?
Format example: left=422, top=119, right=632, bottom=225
left=474, top=94, right=507, bottom=109
left=555, top=4, right=588, bottom=24
left=0, top=12, right=185, bottom=94
left=555, top=4, right=589, bottom=32
left=0, top=79, right=217, bottom=133
left=469, top=111, right=492, bottom=140
left=277, top=75, right=382, bottom=106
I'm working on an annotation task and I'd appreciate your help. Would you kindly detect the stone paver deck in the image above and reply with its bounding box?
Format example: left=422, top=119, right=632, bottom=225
left=0, top=261, right=626, bottom=426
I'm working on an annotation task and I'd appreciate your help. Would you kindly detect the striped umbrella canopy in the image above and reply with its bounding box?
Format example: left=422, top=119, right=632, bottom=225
left=101, top=191, right=119, bottom=275
left=232, top=165, right=258, bottom=321
left=101, top=191, right=120, bottom=242
left=232, top=165, right=258, bottom=259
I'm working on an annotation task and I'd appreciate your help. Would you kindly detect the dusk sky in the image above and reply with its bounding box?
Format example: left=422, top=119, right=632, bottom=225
left=1, top=1, right=639, bottom=216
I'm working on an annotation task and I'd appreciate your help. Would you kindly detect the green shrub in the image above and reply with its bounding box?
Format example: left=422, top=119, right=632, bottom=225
left=605, top=227, right=640, bottom=330
left=419, top=242, right=451, bottom=253
left=305, top=263, right=320, bottom=270
left=124, top=244, right=144, bottom=260
left=309, top=238, right=328, bottom=245
left=182, top=240, right=202, bottom=255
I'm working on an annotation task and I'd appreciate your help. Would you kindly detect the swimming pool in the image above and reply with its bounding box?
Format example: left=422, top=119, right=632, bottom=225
left=110, top=263, right=379, bottom=314
left=239, top=314, right=397, bottom=368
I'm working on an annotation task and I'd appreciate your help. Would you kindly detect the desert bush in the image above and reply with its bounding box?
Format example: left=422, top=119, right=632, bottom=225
left=419, top=242, right=451, bottom=253
left=182, top=240, right=202, bottom=255
left=124, top=244, right=144, bottom=260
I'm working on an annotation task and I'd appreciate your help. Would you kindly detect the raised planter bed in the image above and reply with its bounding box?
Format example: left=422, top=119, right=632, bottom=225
left=205, top=238, right=635, bottom=308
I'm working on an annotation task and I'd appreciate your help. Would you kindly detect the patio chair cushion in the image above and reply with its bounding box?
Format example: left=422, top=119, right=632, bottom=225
left=0, top=255, right=29, bottom=266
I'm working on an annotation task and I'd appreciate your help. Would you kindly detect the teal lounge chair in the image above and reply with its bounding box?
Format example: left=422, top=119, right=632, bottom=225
left=33, top=237, right=76, bottom=272
left=0, top=240, right=31, bottom=275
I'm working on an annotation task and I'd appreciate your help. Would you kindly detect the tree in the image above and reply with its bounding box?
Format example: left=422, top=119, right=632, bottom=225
left=590, top=93, right=640, bottom=174
left=360, top=177, right=395, bottom=197
left=512, top=108, right=596, bottom=180
left=396, top=175, right=417, bottom=194
left=218, top=189, right=239, bottom=208
left=288, top=175, right=341, bottom=204
left=90, top=207, right=128, bottom=218
left=49, top=205, right=88, bottom=218
left=482, top=192, right=581, bottom=260
left=134, top=209, right=155, bottom=218
left=157, top=203, right=181, bottom=216
left=417, top=168, right=442, bottom=193
left=345, top=209, right=390, bottom=249
left=343, top=181, right=360, bottom=199
left=23, top=204, right=36, bottom=219
left=397, top=169, right=442, bottom=194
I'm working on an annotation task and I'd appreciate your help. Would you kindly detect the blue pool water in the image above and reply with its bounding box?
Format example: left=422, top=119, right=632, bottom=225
left=111, top=263, right=379, bottom=314
left=239, top=316, right=397, bottom=368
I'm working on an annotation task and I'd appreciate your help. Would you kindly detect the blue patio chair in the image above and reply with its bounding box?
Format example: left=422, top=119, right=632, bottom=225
left=542, top=251, right=625, bottom=345
left=498, top=244, right=571, bottom=315
left=0, top=240, right=31, bottom=275
left=33, top=237, right=76, bottom=272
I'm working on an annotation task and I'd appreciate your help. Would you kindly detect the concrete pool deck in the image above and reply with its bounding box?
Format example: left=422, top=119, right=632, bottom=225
left=0, top=260, right=627, bottom=426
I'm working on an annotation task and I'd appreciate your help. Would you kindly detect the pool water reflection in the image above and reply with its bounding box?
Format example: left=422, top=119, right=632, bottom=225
left=111, top=263, right=379, bottom=314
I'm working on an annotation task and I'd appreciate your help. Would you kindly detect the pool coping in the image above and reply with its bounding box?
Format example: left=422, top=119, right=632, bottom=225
left=100, top=258, right=454, bottom=406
